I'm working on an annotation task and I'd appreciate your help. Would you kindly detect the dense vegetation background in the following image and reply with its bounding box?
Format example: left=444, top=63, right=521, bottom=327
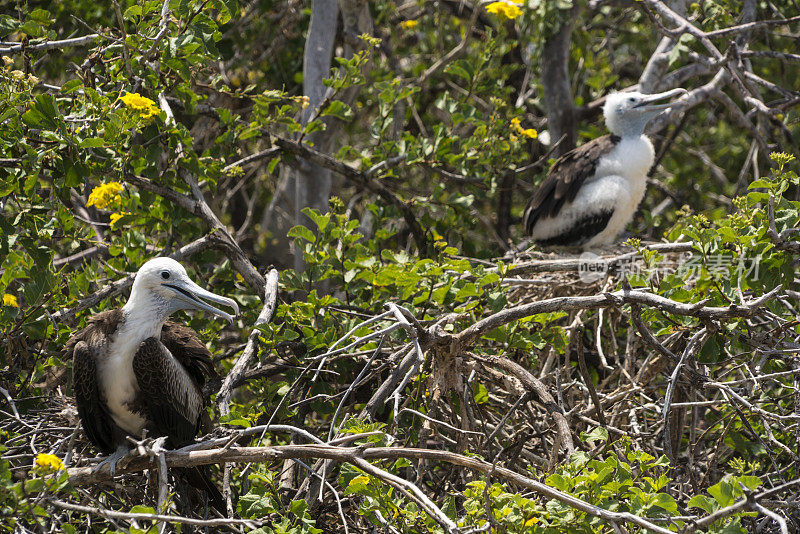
left=1, top=0, right=799, bottom=532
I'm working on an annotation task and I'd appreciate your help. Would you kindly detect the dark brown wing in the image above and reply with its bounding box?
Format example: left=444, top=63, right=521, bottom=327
left=67, top=310, right=125, bottom=453
left=132, top=338, right=205, bottom=446
left=133, top=335, right=225, bottom=513
left=64, top=309, right=124, bottom=356
left=523, top=134, right=620, bottom=234
left=72, top=341, right=116, bottom=453
left=535, top=211, right=615, bottom=247
left=160, top=321, right=217, bottom=389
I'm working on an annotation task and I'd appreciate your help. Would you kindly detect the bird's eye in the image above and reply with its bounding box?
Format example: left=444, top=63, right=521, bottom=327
left=628, top=97, right=635, bottom=102
left=161, top=271, right=170, bottom=280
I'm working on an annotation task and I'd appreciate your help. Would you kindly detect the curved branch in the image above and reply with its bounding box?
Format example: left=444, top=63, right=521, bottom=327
left=474, top=353, right=575, bottom=453
left=454, top=286, right=781, bottom=347
left=66, top=443, right=675, bottom=534
left=216, top=268, right=280, bottom=415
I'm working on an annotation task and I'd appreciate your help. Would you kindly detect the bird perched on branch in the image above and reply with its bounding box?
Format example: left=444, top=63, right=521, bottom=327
left=67, top=257, right=239, bottom=513
left=523, top=88, right=688, bottom=248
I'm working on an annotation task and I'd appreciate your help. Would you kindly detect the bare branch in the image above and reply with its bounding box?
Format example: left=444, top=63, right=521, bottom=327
left=0, top=34, right=101, bottom=54
left=46, top=498, right=261, bottom=528
left=66, top=443, right=677, bottom=534
left=454, top=286, right=782, bottom=348
left=473, top=353, right=575, bottom=453
left=217, top=268, right=280, bottom=415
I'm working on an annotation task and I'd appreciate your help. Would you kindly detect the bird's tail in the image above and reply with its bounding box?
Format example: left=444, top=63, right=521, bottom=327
left=522, top=197, right=539, bottom=235
left=179, top=465, right=227, bottom=515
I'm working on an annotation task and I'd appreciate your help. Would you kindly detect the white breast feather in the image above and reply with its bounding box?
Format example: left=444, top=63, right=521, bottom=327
left=98, top=319, right=158, bottom=436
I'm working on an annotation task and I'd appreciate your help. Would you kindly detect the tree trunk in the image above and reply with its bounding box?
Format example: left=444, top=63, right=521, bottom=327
left=262, top=0, right=373, bottom=271
left=541, top=7, right=579, bottom=156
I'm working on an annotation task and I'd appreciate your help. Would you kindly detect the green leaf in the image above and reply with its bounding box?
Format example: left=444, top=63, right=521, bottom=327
left=61, top=79, right=84, bottom=93
left=289, top=499, right=308, bottom=517
left=546, top=473, right=570, bottom=492
left=580, top=426, right=609, bottom=445
left=445, top=60, right=472, bottom=81
left=130, top=505, right=157, bottom=514
left=473, top=383, right=488, bottom=404
left=651, top=493, right=678, bottom=514
left=268, top=156, right=281, bottom=174
left=21, top=108, right=45, bottom=128
left=238, top=488, right=276, bottom=517
left=79, top=137, right=105, bottom=148
left=687, top=495, right=716, bottom=514
left=321, top=100, right=353, bottom=121
left=748, top=179, right=774, bottom=190
left=737, top=475, right=762, bottom=491
left=287, top=225, right=317, bottom=243
left=707, top=478, right=736, bottom=507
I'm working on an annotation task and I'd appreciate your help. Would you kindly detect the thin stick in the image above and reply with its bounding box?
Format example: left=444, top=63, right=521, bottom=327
left=46, top=498, right=261, bottom=528
left=217, top=269, right=280, bottom=415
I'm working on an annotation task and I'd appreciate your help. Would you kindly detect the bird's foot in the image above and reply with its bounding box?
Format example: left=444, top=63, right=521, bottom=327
left=126, top=435, right=169, bottom=459
left=149, top=436, right=168, bottom=456
left=94, top=445, right=130, bottom=477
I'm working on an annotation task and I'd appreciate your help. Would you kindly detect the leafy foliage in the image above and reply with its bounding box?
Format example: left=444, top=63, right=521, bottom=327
left=1, top=0, right=799, bottom=532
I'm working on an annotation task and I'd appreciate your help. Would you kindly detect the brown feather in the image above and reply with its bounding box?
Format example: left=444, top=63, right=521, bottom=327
left=66, top=312, right=217, bottom=451
left=67, top=310, right=125, bottom=454
left=65, top=309, right=124, bottom=355
left=523, top=134, right=620, bottom=234
left=161, top=321, right=217, bottom=388
left=132, top=338, right=204, bottom=445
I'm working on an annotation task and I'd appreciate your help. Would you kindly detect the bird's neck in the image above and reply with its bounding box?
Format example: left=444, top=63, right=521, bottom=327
left=608, top=111, right=659, bottom=138
left=610, top=123, right=648, bottom=138
left=121, top=294, right=171, bottom=341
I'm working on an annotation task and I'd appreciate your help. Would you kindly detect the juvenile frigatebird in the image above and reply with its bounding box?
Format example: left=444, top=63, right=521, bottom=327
left=67, top=257, right=238, bottom=512
left=523, top=88, right=688, bottom=248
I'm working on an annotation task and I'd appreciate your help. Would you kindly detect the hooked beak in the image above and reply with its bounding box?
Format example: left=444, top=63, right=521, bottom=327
left=634, top=88, right=688, bottom=111
left=164, top=278, right=240, bottom=323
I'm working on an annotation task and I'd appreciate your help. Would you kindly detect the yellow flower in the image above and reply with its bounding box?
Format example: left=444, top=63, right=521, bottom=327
left=109, top=211, right=130, bottom=226
left=87, top=182, right=124, bottom=210
left=35, top=453, right=64, bottom=472
left=119, top=92, right=160, bottom=119
left=120, top=92, right=155, bottom=110
left=2, top=294, right=18, bottom=307
left=510, top=117, right=537, bottom=139
left=400, top=19, right=418, bottom=29
left=10, top=69, right=24, bottom=81
left=769, top=152, right=795, bottom=164
left=485, top=1, right=523, bottom=19
left=301, top=95, right=310, bottom=109
left=2, top=56, right=12, bottom=67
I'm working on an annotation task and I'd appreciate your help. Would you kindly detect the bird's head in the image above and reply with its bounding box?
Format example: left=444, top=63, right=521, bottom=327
left=603, top=88, right=688, bottom=136
left=126, top=257, right=240, bottom=323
